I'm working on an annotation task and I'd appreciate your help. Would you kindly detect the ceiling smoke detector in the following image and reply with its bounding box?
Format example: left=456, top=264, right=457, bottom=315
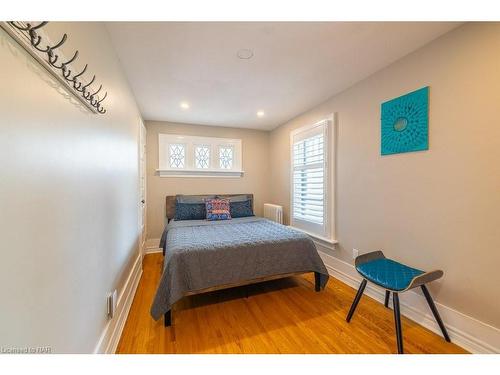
left=237, top=49, right=254, bottom=60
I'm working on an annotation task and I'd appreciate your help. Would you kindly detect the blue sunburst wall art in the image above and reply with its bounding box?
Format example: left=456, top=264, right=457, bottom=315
left=381, top=86, right=429, bottom=155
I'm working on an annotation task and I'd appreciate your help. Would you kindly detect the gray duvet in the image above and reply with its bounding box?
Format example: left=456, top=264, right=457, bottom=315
left=150, top=216, right=329, bottom=320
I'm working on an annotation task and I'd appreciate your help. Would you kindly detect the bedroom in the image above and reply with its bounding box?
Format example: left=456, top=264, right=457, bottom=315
left=1, top=0, right=499, bottom=372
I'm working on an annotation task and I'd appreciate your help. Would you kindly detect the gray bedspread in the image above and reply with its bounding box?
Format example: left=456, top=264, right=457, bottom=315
left=150, top=216, right=329, bottom=320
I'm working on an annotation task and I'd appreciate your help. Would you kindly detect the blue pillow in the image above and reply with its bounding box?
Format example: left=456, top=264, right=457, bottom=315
left=230, top=199, right=254, bottom=218
left=174, top=202, right=206, bottom=221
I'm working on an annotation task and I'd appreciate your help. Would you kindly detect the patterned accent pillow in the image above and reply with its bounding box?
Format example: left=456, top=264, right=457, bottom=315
left=230, top=199, right=254, bottom=218
left=174, top=202, right=206, bottom=221
left=205, top=198, right=232, bottom=221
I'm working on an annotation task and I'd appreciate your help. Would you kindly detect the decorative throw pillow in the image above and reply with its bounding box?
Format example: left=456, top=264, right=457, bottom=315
left=174, top=202, right=206, bottom=221
left=230, top=199, right=254, bottom=218
left=205, top=198, right=232, bottom=221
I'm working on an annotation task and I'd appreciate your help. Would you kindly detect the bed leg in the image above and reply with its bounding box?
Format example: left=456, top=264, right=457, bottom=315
left=164, top=310, right=171, bottom=327
left=314, top=272, right=321, bottom=292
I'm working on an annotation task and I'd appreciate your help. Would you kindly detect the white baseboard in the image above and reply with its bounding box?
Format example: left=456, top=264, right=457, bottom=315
left=93, top=252, right=143, bottom=354
left=145, top=238, right=162, bottom=254
left=318, top=251, right=500, bottom=354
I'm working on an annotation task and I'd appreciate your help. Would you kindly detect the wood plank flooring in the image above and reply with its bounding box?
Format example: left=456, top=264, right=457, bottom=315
left=116, top=253, right=467, bottom=354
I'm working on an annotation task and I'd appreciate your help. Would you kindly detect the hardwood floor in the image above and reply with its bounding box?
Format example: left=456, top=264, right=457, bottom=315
left=116, top=253, right=467, bottom=354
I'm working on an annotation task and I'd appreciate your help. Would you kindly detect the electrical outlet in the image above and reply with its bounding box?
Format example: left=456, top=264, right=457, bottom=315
left=352, top=249, right=359, bottom=260
left=107, top=289, right=117, bottom=319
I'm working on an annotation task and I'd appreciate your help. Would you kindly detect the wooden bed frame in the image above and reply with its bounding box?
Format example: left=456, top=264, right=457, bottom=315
left=162, top=194, right=322, bottom=327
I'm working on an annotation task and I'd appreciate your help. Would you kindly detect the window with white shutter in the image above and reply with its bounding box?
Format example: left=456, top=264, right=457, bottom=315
left=290, top=118, right=332, bottom=240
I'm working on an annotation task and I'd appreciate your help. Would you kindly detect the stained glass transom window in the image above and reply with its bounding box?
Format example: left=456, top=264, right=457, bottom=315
left=195, top=145, right=210, bottom=169
left=219, top=146, right=233, bottom=169
left=169, top=143, right=185, bottom=168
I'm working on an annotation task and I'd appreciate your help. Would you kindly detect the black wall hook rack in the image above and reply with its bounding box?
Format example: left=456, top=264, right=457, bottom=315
left=1, top=21, right=108, bottom=114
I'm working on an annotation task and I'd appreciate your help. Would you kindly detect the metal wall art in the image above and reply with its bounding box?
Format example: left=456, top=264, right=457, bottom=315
left=381, top=86, right=429, bottom=155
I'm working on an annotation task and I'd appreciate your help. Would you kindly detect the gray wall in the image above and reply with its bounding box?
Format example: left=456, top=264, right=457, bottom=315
left=0, top=23, right=142, bottom=352
left=269, top=23, right=500, bottom=328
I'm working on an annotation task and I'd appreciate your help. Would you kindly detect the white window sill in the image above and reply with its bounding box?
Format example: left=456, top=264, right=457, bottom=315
left=289, top=226, right=338, bottom=250
left=156, top=169, right=244, bottom=178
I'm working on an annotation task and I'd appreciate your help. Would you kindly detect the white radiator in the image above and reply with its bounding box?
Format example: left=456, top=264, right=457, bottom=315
left=263, top=203, right=283, bottom=224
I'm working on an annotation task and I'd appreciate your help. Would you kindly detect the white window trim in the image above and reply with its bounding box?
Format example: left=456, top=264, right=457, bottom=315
left=291, top=227, right=338, bottom=251
left=157, top=134, right=243, bottom=178
left=289, top=113, right=336, bottom=242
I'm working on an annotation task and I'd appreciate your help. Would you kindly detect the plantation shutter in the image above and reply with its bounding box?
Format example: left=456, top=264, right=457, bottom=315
left=291, top=119, right=329, bottom=237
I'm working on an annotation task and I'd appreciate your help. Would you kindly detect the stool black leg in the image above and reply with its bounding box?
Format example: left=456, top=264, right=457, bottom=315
left=314, top=272, right=321, bottom=292
left=421, top=285, right=451, bottom=342
left=384, top=290, right=391, bottom=308
left=346, top=279, right=367, bottom=322
left=164, top=310, right=172, bottom=327
left=393, top=293, right=403, bottom=354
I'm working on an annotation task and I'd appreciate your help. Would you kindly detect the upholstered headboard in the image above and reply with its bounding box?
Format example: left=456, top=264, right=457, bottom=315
left=166, top=194, right=254, bottom=220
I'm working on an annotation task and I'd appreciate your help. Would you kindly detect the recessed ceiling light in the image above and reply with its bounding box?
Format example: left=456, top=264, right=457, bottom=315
left=257, top=111, right=265, bottom=118
left=180, top=102, right=190, bottom=109
left=237, top=49, right=254, bottom=59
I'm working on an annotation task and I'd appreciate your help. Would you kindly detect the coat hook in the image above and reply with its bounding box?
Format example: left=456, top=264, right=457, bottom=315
left=61, top=50, right=79, bottom=68
left=48, top=50, right=59, bottom=65
left=8, top=21, right=31, bottom=31
left=27, top=23, right=51, bottom=52
left=96, top=94, right=107, bottom=112
left=96, top=92, right=107, bottom=106
left=6, top=21, right=107, bottom=114
left=30, top=21, right=49, bottom=31
left=53, top=50, right=78, bottom=70
left=74, top=81, right=83, bottom=92
left=62, top=67, right=72, bottom=79
left=47, top=34, right=67, bottom=51
left=29, top=30, right=46, bottom=52
left=72, top=64, right=88, bottom=91
left=9, top=21, right=48, bottom=31
left=72, top=64, right=87, bottom=81
left=82, top=75, right=96, bottom=98
left=89, top=85, right=102, bottom=104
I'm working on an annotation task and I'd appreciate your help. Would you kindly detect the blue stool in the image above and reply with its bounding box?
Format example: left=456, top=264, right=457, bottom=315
left=346, top=251, right=450, bottom=354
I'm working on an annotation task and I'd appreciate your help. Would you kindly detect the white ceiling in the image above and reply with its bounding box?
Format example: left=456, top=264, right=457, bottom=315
left=106, top=22, right=460, bottom=130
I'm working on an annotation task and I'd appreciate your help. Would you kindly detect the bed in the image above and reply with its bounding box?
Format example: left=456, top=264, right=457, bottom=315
left=150, top=194, right=329, bottom=327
